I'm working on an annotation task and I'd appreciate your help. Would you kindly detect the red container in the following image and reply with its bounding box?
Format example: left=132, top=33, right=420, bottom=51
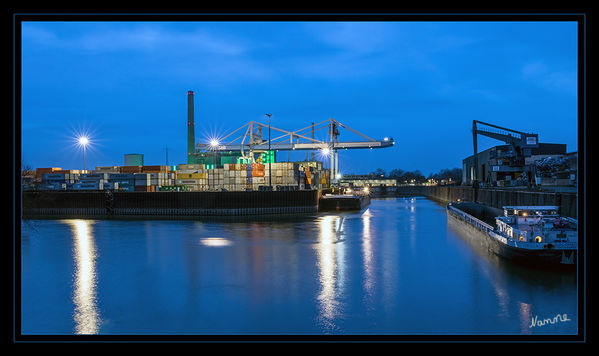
left=120, top=166, right=143, bottom=173
left=252, top=170, right=265, bottom=177
left=142, top=165, right=169, bottom=173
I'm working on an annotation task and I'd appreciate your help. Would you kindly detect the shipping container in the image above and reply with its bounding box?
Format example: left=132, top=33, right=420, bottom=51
left=142, top=165, right=170, bottom=173
left=36, top=168, right=62, bottom=178
left=120, top=166, right=143, bottom=173
left=95, top=166, right=120, bottom=173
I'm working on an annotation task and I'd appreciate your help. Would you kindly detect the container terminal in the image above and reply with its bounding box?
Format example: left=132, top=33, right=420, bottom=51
left=21, top=90, right=389, bottom=217
left=21, top=91, right=578, bottom=220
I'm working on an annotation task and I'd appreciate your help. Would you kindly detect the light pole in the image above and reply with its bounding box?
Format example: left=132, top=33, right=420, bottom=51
left=265, top=113, right=272, bottom=190
left=210, top=139, right=219, bottom=191
left=210, top=139, right=219, bottom=169
left=78, top=136, right=89, bottom=172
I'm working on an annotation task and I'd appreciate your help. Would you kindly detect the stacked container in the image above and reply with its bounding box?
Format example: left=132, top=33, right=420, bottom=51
left=108, top=173, right=135, bottom=192
left=95, top=166, right=121, bottom=173
left=120, top=165, right=143, bottom=174
left=176, top=164, right=207, bottom=191
left=35, top=167, right=62, bottom=182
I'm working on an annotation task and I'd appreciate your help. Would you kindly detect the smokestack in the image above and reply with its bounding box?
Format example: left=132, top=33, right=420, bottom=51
left=187, top=91, right=195, bottom=164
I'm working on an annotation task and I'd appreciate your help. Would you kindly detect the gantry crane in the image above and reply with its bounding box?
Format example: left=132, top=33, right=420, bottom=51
left=472, top=120, right=539, bottom=186
left=195, top=118, right=395, bottom=180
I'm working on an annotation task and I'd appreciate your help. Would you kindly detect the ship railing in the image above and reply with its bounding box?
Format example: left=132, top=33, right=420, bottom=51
left=447, top=204, right=495, bottom=233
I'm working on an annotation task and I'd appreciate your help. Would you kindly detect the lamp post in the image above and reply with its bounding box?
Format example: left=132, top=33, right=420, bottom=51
left=265, top=113, right=272, bottom=190
left=210, top=139, right=219, bottom=191
left=78, top=136, right=89, bottom=172
left=210, top=139, right=219, bottom=169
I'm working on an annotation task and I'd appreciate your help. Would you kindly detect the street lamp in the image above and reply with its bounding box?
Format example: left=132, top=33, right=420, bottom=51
left=78, top=136, right=89, bottom=172
left=210, top=139, right=219, bottom=169
left=265, top=113, right=272, bottom=190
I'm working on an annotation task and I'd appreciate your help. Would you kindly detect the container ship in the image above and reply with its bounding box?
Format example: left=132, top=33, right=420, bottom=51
left=446, top=201, right=577, bottom=266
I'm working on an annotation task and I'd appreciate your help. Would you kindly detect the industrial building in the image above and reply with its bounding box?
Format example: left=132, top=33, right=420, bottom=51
left=462, top=143, right=576, bottom=187
left=339, top=175, right=398, bottom=188
left=124, top=153, right=144, bottom=166
left=463, top=120, right=577, bottom=188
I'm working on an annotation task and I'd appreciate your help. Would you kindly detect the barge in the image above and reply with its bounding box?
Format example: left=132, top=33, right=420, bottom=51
left=446, top=201, right=577, bottom=266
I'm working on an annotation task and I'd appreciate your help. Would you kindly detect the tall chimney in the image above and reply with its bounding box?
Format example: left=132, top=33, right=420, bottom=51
left=187, top=91, right=195, bottom=164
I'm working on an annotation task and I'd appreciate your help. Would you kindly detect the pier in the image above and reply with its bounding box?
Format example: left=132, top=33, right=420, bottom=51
left=375, top=185, right=578, bottom=219
left=22, top=190, right=322, bottom=219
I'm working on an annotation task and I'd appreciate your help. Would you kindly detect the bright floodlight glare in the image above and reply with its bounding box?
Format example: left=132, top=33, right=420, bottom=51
left=78, top=136, right=89, bottom=146
left=321, top=147, right=330, bottom=156
left=210, top=139, right=219, bottom=147
left=335, top=173, right=342, bottom=179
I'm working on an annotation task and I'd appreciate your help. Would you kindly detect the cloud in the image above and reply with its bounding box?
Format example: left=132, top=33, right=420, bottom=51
left=22, top=23, right=246, bottom=55
left=521, top=60, right=576, bottom=95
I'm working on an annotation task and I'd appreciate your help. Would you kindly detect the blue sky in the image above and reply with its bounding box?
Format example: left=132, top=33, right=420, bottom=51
left=20, top=20, right=578, bottom=176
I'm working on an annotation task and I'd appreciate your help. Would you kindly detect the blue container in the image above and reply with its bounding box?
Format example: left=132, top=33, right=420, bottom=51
left=108, top=173, right=135, bottom=180
left=43, top=173, right=66, bottom=182
left=110, top=179, right=134, bottom=186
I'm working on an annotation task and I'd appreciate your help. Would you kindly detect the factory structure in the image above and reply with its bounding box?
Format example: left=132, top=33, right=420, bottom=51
left=22, top=90, right=394, bottom=192
left=462, top=120, right=577, bottom=188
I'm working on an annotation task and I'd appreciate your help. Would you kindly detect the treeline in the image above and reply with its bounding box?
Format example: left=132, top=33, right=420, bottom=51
left=369, top=167, right=463, bottom=184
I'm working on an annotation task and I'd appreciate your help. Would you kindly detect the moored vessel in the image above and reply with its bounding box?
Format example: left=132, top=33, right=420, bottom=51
left=447, top=201, right=577, bottom=266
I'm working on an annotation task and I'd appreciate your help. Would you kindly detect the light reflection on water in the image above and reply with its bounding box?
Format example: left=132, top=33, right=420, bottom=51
left=361, top=209, right=374, bottom=304
left=21, top=198, right=578, bottom=335
left=64, top=219, right=100, bottom=335
left=315, top=215, right=346, bottom=331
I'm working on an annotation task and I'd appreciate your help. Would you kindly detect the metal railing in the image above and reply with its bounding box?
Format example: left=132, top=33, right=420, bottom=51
left=447, top=204, right=495, bottom=233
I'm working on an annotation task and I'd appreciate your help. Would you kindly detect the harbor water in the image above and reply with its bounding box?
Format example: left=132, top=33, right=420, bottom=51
left=20, top=197, right=578, bottom=336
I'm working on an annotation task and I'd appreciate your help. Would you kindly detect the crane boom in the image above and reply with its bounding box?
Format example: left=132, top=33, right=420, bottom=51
left=472, top=120, right=539, bottom=185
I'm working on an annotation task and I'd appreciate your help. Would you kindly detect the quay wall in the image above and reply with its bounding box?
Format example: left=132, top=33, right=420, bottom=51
left=22, top=190, right=320, bottom=218
left=391, top=186, right=578, bottom=219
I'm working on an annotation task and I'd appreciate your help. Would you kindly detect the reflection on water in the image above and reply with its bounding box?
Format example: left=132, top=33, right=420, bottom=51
left=446, top=214, right=577, bottom=334
left=21, top=198, right=578, bottom=335
left=361, top=209, right=374, bottom=301
left=65, top=219, right=100, bottom=334
left=198, top=237, right=233, bottom=247
left=315, top=215, right=346, bottom=330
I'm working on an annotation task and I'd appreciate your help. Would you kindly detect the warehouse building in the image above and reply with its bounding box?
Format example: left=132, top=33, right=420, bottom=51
left=462, top=143, right=574, bottom=187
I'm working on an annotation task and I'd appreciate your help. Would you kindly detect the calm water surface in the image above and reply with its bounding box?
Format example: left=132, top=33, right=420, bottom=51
left=20, top=197, right=578, bottom=335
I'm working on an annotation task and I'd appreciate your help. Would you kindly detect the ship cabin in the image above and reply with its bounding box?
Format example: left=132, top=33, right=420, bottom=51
left=495, top=206, right=563, bottom=244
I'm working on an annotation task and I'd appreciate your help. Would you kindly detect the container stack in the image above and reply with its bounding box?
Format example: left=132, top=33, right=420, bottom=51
left=95, top=166, right=121, bottom=173
left=134, top=172, right=172, bottom=191
left=265, top=162, right=300, bottom=189
left=40, top=173, right=67, bottom=190
left=108, top=173, right=135, bottom=192
left=31, top=161, right=329, bottom=192
left=35, top=167, right=62, bottom=183
left=175, top=164, right=207, bottom=191
left=296, top=161, right=329, bottom=189
left=221, top=163, right=266, bottom=191
left=71, top=172, right=105, bottom=190
left=207, top=167, right=224, bottom=190
left=120, top=165, right=143, bottom=174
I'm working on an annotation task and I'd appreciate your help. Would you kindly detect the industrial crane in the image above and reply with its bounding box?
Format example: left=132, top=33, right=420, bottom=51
left=472, top=120, right=539, bottom=186
left=195, top=118, right=394, bottom=180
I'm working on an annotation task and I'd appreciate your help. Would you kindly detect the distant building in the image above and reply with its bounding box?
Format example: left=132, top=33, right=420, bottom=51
left=124, top=153, right=144, bottom=166
left=462, top=143, right=570, bottom=187
left=339, top=174, right=397, bottom=187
